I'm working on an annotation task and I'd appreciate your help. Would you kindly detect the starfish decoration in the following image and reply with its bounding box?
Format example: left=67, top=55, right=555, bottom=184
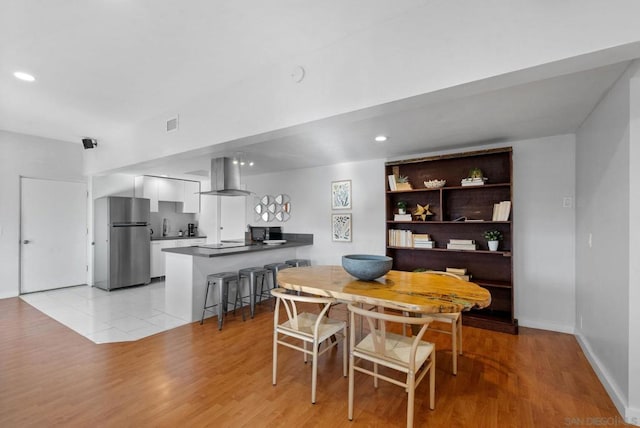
left=413, top=203, right=434, bottom=221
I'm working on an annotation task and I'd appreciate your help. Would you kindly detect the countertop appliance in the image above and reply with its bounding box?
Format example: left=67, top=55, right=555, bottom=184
left=187, top=223, right=197, bottom=236
left=249, top=226, right=282, bottom=243
left=94, top=196, right=151, bottom=291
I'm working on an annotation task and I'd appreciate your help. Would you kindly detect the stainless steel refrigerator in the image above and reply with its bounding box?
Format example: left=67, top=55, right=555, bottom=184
left=94, top=196, right=151, bottom=291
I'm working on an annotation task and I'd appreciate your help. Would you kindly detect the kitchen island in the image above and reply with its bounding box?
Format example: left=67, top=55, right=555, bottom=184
left=162, top=234, right=313, bottom=322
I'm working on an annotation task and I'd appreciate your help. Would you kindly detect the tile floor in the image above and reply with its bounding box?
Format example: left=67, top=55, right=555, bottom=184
left=20, top=281, right=189, bottom=344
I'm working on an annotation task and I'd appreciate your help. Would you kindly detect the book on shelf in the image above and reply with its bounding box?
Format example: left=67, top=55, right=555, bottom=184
left=447, top=239, right=477, bottom=250
left=413, top=241, right=434, bottom=249
left=460, top=177, right=487, bottom=186
left=387, top=175, right=397, bottom=191
left=413, top=233, right=431, bottom=241
left=492, top=200, right=511, bottom=221
left=446, top=243, right=477, bottom=250
left=446, top=267, right=467, bottom=275
left=448, top=239, right=475, bottom=245
left=394, top=213, right=412, bottom=221
left=452, top=216, right=484, bottom=222
left=388, top=229, right=413, bottom=247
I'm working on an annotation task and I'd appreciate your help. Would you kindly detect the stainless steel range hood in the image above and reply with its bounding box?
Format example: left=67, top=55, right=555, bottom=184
left=200, top=157, right=252, bottom=196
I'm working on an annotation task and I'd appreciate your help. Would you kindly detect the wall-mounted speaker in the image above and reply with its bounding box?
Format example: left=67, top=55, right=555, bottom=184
left=82, top=138, right=97, bottom=149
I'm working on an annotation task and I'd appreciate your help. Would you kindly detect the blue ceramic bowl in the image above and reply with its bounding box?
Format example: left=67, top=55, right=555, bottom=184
left=342, top=254, right=393, bottom=281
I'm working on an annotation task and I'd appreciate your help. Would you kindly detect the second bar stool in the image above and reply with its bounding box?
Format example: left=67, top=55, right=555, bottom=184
left=201, top=271, right=243, bottom=330
left=237, top=267, right=269, bottom=318
left=263, top=262, right=292, bottom=301
left=285, top=259, right=311, bottom=267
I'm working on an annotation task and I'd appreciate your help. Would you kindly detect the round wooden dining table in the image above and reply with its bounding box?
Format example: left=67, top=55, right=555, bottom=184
left=277, top=265, right=491, bottom=314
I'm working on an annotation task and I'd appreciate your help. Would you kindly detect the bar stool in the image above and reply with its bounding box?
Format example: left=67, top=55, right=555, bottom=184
left=285, top=259, right=311, bottom=267
left=263, top=262, right=292, bottom=301
left=201, top=271, right=243, bottom=330
left=237, top=267, right=269, bottom=318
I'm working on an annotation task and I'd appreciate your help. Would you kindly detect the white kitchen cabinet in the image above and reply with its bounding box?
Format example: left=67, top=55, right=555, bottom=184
left=150, top=238, right=207, bottom=278
left=180, top=180, right=201, bottom=213
left=150, top=240, right=173, bottom=278
left=136, top=176, right=201, bottom=213
left=135, top=176, right=160, bottom=212
left=158, top=178, right=182, bottom=202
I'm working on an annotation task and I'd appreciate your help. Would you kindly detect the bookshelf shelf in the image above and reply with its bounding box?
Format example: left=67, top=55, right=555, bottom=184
left=387, top=246, right=512, bottom=257
left=385, top=147, right=518, bottom=334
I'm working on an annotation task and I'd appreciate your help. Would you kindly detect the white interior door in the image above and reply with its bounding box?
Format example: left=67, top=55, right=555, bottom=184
left=20, top=177, right=88, bottom=293
left=220, top=196, right=246, bottom=241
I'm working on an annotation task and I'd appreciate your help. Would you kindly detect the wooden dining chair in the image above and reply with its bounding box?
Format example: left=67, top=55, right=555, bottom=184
left=271, top=288, right=347, bottom=404
left=348, top=304, right=435, bottom=428
left=421, top=271, right=465, bottom=375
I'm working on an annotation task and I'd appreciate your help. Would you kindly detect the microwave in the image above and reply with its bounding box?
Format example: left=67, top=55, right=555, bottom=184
left=249, top=226, right=282, bottom=242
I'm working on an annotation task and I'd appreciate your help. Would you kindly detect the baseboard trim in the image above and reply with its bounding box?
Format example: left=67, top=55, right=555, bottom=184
left=517, top=317, right=575, bottom=334
left=575, top=332, right=638, bottom=426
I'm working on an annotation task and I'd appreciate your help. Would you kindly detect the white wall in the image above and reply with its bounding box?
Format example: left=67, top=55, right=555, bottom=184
left=0, top=131, right=85, bottom=298
left=243, top=159, right=387, bottom=265
left=512, top=135, right=576, bottom=332
left=575, top=60, right=639, bottom=422
left=92, top=174, right=135, bottom=199
left=83, top=1, right=640, bottom=175
left=245, top=138, right=577, bottom=333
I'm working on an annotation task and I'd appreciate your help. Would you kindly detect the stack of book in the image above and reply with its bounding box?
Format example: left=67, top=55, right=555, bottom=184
left=446, top=239, right=477, bottom=250
left=492, top=200, right=511, bottom=221
left=387, top=175, right=397, bottom=191
left=460, top=177, right=487, bottom=186
left=394, top=213, right=412, bottom=221
left=413, top=233, right=434, bottom=249
left=446, top=267, right=471, bottom=281
left=388, top=229, right=413, bottom=247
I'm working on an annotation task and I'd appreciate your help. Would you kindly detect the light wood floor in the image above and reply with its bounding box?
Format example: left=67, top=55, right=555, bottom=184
left=0, top=297, right=626, bottom=427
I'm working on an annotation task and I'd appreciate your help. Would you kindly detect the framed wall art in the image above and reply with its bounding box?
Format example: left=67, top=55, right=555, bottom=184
left=331, top=180, right=352, bottom=210
left=332, top=213, right=352, bottom=242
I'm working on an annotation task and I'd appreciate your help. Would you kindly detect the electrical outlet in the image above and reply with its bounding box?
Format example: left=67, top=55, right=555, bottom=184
left=562, top=197, right=573, bottom=208
left=588, top=233, right=593, bottom=248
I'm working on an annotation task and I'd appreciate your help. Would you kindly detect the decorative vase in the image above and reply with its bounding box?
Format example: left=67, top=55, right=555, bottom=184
left=488, top=240, right=499, bottom=251
left=398, top=208, right=406, bottom=215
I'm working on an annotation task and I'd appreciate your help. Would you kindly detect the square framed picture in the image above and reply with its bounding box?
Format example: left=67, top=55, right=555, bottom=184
left=331, top=180, right=352, bottom=210
left=332, top=213, right=352, bottom=242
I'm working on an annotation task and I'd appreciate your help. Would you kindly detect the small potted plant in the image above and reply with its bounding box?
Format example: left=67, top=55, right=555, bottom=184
left=483, top=230, right=503, bottom=251
left=397, top=201, right=408, bottom=215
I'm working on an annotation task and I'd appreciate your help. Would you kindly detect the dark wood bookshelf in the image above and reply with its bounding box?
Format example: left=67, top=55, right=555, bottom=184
left=385, top=147, right=518, bottom=334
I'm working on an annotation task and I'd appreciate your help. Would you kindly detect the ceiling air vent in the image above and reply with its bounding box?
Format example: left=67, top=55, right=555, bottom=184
left=166, top=116, right=179, bottom=133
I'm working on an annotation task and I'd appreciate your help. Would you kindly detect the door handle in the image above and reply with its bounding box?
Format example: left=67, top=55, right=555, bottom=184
left=23, top=240, right=30, bottom=244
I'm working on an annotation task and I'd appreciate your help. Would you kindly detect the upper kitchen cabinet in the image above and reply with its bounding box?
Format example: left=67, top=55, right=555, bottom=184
left=135, top=175, right=201, bottom=213
left=158, top=178, right=182, bottom=202
left=135, top=175, right=160, bottom=211
left=181, top=180, right=201, bottom=213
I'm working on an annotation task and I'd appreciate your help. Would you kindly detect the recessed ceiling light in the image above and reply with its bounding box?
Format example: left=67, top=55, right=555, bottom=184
left=14, top=71, right=35, bottom=82
left=374, top=135, right=388, bottom=142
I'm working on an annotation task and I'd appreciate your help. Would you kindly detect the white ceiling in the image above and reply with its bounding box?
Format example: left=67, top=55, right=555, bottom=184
left=0, top=1, right=633, bottom=179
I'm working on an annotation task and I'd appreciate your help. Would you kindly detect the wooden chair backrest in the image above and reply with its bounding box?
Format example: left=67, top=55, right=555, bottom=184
left=271, top=288, right=336, bottom=331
